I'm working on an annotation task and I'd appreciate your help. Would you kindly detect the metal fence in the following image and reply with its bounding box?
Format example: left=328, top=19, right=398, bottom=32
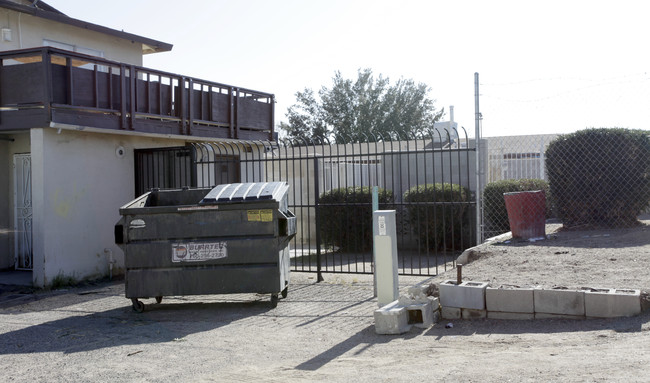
left=482, top=134, right=558, bottom=238
left=134, top=147, right=195, bottom=197
left=482, top=131, right=650, bottom=239
left=178, top=129, right=479, bottom=278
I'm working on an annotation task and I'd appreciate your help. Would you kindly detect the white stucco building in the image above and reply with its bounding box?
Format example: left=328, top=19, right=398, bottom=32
left=0, top=0, right=275, bottom=287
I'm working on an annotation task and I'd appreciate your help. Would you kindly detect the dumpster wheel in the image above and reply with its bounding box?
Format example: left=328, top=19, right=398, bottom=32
left=270, top=294, right=279, bottom=308
left=131, top=298, right=145, bottom=313
left=155, top=296, right=163, bottom=304
left=281, top=287, right=288, bottom=299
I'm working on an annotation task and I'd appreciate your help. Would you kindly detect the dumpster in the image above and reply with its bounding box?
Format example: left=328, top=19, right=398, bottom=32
left=503, top=190, right=546, bottom=239
left=115, top=182, right=296, bottom=312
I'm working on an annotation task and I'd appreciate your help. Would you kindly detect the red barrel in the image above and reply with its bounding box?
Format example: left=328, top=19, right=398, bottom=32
left=503, top=190, right=546, bottom=239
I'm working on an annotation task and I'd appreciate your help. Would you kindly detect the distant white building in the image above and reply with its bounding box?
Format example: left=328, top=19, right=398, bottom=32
left=485, top=134, right=560, bottom=182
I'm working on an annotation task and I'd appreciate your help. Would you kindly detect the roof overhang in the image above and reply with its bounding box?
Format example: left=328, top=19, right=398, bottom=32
left=0, top=0, right=173, bottom=54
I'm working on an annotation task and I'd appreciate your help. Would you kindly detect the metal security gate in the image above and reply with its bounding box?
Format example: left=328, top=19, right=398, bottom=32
left=134, top=147, right=196, bottom=197
left=194, top=130, right=478, bottom=277
left=13, top=153, right=33, bottom=270
left=134, top=146, right=241, bottom=197
left=134, top=131, right=478, bottom=277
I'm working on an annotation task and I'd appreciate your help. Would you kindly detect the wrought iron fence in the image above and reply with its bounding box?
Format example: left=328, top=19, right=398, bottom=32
left=188, top=129, right=478, bottom=277
left=133, top=129, right=650, bottom=273
left=134, top=147, right=195, bottom=197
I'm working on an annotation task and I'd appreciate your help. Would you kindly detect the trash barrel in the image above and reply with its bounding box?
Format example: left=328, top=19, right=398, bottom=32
left=503, top=190, right=546, bottom=239
left=115, top=182, right=296, bottom=312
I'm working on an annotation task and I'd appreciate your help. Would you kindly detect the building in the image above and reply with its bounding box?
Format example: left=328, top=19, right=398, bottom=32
left=0, top=0, right=274, bottom=287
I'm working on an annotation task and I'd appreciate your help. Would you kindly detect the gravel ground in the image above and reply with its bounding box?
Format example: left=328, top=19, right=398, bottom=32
left=436, top=217, right=650, bottom=293
left=1, top=219, right=649, bottom=382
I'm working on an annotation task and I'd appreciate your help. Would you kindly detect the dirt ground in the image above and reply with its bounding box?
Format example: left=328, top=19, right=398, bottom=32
left=1, top=219, right=650, bottom=382
left=447, top=217, right=650, bottom=293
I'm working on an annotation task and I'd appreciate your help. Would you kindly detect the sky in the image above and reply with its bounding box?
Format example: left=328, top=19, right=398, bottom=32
left=48, top=0, right=650, bottom=138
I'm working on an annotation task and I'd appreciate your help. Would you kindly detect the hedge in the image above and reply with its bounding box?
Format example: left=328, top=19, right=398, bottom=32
left=403, top=183, right=472, bottom=251
left=546, top=128, right=650, bottom=227
left=483, top=179, right=551, bottom=234
left=319, top=186, right=393, bottom=251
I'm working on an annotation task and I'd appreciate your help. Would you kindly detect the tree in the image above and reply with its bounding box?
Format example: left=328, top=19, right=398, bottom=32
left=284, top=68, right=444, bottom=144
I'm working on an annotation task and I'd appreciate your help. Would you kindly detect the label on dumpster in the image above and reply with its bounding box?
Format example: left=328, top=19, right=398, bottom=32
left=247, top=209, right=273, bottom=222
left=171, top=241, right=227, bottom=262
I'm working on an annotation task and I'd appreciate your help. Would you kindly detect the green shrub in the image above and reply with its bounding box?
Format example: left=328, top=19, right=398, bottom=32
left=483, top=179, right=551, bottom=234
left=403, top=183, right=472, bottom=251
left=319, top=186, right=393, bottom=251
left=546, top=128, right=650, bottom=227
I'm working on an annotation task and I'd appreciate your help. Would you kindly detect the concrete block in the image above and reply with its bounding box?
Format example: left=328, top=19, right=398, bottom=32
left=405, top=300, right=435, bottom=328
left=585, top=288, right=641, bottom=318
left=534, top=288, right=585, bottom=316
left=462, top=308, right=487, bottom=320
left=486, top=287, right=534, bottom=313
left=439, top=280, right=488, bottom=310
left=487, top=312, right=535, bottom=320
left=535, top=313, right=584, bottom=320
left=441, top=306, right=461, bottom=320
left=374, top=300, right=411, bottom=334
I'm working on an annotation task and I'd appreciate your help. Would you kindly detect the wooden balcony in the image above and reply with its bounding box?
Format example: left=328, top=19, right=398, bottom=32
left=0, top=47, right=275, bottom=140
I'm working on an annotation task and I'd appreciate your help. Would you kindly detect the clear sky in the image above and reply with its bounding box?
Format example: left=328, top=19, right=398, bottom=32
left=48, top=0, right=650, bottom=138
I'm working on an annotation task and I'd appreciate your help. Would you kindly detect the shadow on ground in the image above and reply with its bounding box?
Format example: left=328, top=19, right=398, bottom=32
left=0, top=299, right=275, bottom=355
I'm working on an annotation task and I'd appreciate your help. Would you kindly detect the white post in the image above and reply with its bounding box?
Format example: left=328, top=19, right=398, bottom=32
left=373, top=210, right=398, bottom=307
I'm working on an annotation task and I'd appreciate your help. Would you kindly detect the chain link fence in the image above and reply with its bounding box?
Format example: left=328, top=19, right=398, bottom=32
left=482, top=129, right=650, bottom=239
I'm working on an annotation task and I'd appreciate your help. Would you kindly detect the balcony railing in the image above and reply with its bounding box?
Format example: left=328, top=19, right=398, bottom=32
left=0, top=47, right=275, bottom=140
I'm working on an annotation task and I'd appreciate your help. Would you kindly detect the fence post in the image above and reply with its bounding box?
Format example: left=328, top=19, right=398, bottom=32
left=475, top=72, right=482, bottom=245
left=372, top=186, right=378, bottom=297
left=314, top=156, right=324, bottom=282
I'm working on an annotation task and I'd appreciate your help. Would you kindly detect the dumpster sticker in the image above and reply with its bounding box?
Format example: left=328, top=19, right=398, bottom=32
left=172, top=242, right=227, bottom=262
left=247, top=209, right=273, bottom=222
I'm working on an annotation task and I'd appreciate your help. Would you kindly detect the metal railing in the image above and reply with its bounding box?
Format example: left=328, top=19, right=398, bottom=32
left=0, top=47, right=274, bottom=140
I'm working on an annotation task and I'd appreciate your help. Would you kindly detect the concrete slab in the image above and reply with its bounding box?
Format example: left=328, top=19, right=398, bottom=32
left=0, top=271, right=32, bottom=287
left=585, top=288, right=641, bottom=318
left=486, top=287, right=534, bottom=313
left=534, top=288, right=585, bottom=316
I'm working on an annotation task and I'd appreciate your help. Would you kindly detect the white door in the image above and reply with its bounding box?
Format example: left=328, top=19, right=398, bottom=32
left=13, top=153, right=32, bottom=270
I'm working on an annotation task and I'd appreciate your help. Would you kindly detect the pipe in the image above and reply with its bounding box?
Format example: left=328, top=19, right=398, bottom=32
left=104, top=248, right=116, bottom=280
left=18, top=12, right=22, bottom=49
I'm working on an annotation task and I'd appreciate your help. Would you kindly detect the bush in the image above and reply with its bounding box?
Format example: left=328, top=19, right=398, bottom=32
left=483, top=179, right=551, bottom=234
left=319, top=186, right=393, bottom=251
left=403, top=183, right=472, bottom=251
left=546, top=128, right=650, bottom=227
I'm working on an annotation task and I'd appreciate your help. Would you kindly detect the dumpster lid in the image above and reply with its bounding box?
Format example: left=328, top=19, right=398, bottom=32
left=200, top=182, right=289, bottom=204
